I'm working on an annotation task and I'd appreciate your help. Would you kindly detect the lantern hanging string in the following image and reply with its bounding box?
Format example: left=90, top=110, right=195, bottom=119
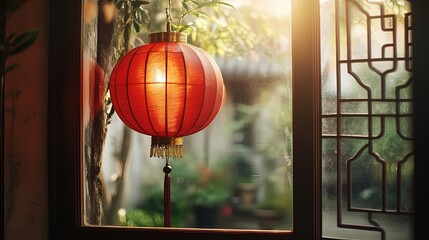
left=166, top=0, right=172, bottom=32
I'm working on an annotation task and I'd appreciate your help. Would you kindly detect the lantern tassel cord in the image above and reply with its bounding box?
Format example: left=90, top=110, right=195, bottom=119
left=163, top=160, right=172, bottom=227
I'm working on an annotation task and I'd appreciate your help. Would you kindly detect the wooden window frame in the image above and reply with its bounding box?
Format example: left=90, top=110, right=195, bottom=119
left=47, top=0, right=427, bottom=239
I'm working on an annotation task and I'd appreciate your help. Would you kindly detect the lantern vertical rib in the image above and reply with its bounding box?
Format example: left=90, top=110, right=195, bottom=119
left=174, top=44, right=189, bottom=137
left=143, top=44, right=158, bottom=136
left=111, top=52, right=135, bottom=130
left=200, top=51, right=225, bottom=131
left=195, top=52, right=223, bottom=131
left=164, top=42, right=169, bottom=137
left=182, top=48, right=207, bottom=136
left=125, top=49, right=147, bottom=132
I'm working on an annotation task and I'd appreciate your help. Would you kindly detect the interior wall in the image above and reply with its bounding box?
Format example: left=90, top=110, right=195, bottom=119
left=4, top=0, right=49, bottom=239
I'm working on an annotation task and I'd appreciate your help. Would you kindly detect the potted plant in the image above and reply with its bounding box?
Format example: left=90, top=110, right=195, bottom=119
left=231, top=148, right=258, bottom=207
left=188, top=160, right=233, bottom=228
left=125, top=154, right=234, bottom=228
left=254, top=166, right=292, bottom=230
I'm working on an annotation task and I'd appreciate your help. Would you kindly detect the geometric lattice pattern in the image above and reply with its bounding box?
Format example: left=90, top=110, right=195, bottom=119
left=321, top=1, right=413, bottom=239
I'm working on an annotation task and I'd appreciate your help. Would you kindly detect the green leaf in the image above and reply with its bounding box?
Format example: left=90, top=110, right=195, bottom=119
left=133, top=21, right=140, bottom=33
left=178, top=24, right=195, bottom=33
left=134, top=8, right=142, bottom=20
left=9, top=29, right=39, bottom=55
left=2, top=0, right=27, bottom=17
left=182, top=2, right=190, bottom=12
left=195, top=10, right=209, bottom=18
left=114, top=0, right=125, bottom=8
left=189, top=11, right=200, bottom=18
left=5, top=64, right=19, bottom=73
left=134, top=8, right=149, bottom=23
left=215, top=1, right=239, bottom=12
left=141, top=9, right=150, bottom=23
left=190, top=0, right=199, bottom=6
left=131, top=0, right=150, bottom=8
left=6, top=33, right=17, bottom=43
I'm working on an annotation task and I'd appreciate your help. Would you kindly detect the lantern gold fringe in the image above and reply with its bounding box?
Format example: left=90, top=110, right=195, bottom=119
left=150, top=137, right=184, bottom=158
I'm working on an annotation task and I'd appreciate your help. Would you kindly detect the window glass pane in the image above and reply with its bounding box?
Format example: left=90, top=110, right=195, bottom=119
left=82, top=0, right=292, bottom=230
left=321, top=0, right=414, bottom=239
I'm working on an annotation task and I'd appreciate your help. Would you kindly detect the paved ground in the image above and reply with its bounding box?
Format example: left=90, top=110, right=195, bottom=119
left=322, top=211, right=413, bottom=240
left=212, top=208, right=413, bottom=239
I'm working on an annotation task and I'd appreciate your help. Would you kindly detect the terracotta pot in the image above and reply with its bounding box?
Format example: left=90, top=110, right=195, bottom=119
left=236, top=183, right=257, bottom=205
left=254, top=209, right=282, bottom=230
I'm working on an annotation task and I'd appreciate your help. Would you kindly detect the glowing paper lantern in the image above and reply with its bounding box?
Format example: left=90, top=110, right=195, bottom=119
left=109, top=32, right=225, bottom=158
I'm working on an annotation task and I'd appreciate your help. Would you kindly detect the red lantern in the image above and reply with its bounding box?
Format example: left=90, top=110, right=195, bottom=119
left=109, top=32, right=225, bottom=158
left=83, top=56, right=106, bottom=123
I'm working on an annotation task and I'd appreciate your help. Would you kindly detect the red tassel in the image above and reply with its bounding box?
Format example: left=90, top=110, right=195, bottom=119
left=163, top=164, right=172, bottom=227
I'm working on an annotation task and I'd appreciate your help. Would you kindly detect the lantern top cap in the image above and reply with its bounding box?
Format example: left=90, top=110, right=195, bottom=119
left=149, top=32, right=187, bottom=43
